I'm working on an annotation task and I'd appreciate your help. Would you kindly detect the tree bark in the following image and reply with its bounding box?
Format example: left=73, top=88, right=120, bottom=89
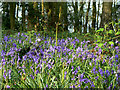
left=22, top=2, right=25, bottom=31
left=100, top=2, right=113, bottom=28
left=79, top=2, right=84, bottom=34
left=74, top=1, right=79, bottom=33
left=63, top=2, right=68, bottom=31
left=97, top=0, right=100, bottom=30
left=91, top=2, right=96, bottom=34
left=84, top=0, right=90, bottom=34
left=10, top=2, right=16, bottom=30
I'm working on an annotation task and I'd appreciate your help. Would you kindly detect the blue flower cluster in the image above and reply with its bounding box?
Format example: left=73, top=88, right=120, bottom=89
left=1, top=32, right=120, bottom=88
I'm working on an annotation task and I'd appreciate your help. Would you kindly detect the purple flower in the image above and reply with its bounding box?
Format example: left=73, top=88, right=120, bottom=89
left=74, top=68, right=78, bottom=75
left=102, top=59, right=105, bottom=64
left=85, top=86, right=88, bottom=88
left=115, top=54, right=118, bottom=59
left=106, top=70, right=110, bottom=76
left=111, top=44, right=114, bottom=47
left=36, top=70, right=39, bottom=74
left=91, top=83, right=95, bottom=87
left=98, top=48, right=102, bottom=54
left=92, top=67, right=96, bottom=74
left=80, top=73, right=84, bottom=78
left=73, top=85, right=75, bottom=88
left=104, top=42, right=107, bottom=46
left=6, top=85, right=10, bottom=88
left=30, top=74, right=34, bottom=79
left=95, top=76, right=99, bottom=80
left=71, top=76, right=75, bottom=80
left=46, top=84, right=48, bottom=88
left=48, top=64, right=52, bottom=69
left=4, top=36, right=8, bottom=42
left=78, top=66, right=80, bottom=70
left=115, top=46, right=119, bottom=50
left=99, top=68, right=103, bottom=76
left=13, top=43, right=17, bottom=47
left=65, top=71, right=67, bottom=75
left=3, top=70, right=6, bottom=79
left=71, top=66, right=74, bottom=71
left=9, top=69, right=11, bottom=79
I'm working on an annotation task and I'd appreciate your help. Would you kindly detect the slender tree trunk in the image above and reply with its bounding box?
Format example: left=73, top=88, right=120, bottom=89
left=79, top=2, right=84, bottom=34
left=42, top=0, right=44, bottom=16
left=16, top=3, right=19, bottom=20
left=74, top=1, right=79, bottom=33
left=22, top=2, right=25, bottom=31
left=91, top=2, right=96, bottom=34
left=28, top=3, right=33, bottom=31
left=97, top=0, right=100, bottom=30
left=84, top=0, right=90, bottom=34
left=63, top=2, right=68, bottom=31
left=33, top=2, right=39, bottom=32
left=10, top=2, right=16, bottom=30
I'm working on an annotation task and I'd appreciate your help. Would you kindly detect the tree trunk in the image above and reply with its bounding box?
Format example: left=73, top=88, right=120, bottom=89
left=91, top=2, right=96, bottom=34
left=100, top=2, right=113, bottom=28
left=16, top=3, right=19, bottom=20
left=79, top=2, right=84, bottom=34
left=63, top=2, right=68, bottom=31
left=84, top=0, right=90, bottom=34
left=74, top=1, right=79, bottom=33
left=33, top=2, right=39, bottom=32
left=97, top=0, right=100, bottom=30
left=10, top=2, right=16, bottom=30
left=2, top=2, right=10, bottom=29
left=22, top=2, right=25, bottom=31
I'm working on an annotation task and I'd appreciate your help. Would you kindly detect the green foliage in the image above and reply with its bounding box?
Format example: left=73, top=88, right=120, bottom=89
left=95, top=21, right=120, bottom=48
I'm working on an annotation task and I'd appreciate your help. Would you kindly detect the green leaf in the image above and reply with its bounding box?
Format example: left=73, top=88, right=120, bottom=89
left=115, top=31, right=120, bottom=35
left=109, top=41, right=114, bottom=45
left=115, top=23, right=119, bottom=25
left=70, top=46, right=73, bottom=50
left=96, top=30, right=100, bottom=32
left=99, top=28, right=104, bottom=32
left=98, top=43, right=103, bottom=48
left=97, top=40, right=101, bottom=43
left=108, top=30, right=113, bottom=34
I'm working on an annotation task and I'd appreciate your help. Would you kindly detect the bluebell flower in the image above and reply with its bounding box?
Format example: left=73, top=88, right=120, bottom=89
left=6, top=85, right=10, bottom=88
left=36, top=70, right=39, bottom=74
left=64, top=71, right=67, bottom=75
left=95, top=76, right=99, bottom=80
left=13, top=43, right=17, bottom=47
left=71, top=66, right=74, bottom=71
left=115, top=54, right=118, bottom=59
left=106, top=70, right=110, bottom=76
left=99, top=68, right=103, bottom=76
left=91, top=83, right=95, bottom=87
left=46, top=84, right=48, bottom=88
left=30, top=74, right=34, bottom=79
left=80, top=73, right=84, bottom=78
left=85, top=86, right=88, bottom=88
left=74, top=68, right=78, bottom=75
left=4, top=36, right=8, bottom=42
